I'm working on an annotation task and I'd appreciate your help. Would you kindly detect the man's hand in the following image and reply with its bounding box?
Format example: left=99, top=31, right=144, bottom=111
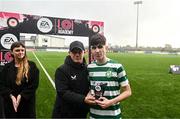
left=84, top=92, right=96, bottom=105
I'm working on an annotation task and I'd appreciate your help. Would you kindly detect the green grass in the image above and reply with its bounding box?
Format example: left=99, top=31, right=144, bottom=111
left=27, top=51, right=180, bottom=118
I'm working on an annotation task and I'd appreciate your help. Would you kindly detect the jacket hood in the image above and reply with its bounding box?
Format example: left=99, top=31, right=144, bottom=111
left=64, top=55, right=87, bottom=69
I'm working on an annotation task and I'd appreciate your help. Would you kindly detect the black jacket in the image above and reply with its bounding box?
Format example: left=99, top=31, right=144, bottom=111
left=52, top=56, right=90, bottom=118
left=0, top=60, right=39, bottom=118
left=0, top=67, right=5, bottom=118
left=0, top=95, right=5, bottom=118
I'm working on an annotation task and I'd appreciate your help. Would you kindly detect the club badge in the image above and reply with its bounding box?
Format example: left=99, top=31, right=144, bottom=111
left=106, top=69, right=112, bottom=78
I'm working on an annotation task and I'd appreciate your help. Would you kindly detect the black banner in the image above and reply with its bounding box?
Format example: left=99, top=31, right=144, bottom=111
left=0, top=11, right=104, bottom=66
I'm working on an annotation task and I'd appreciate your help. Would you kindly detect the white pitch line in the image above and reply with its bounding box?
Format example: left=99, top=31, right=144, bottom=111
left=32, top=51, right=56, bottom=89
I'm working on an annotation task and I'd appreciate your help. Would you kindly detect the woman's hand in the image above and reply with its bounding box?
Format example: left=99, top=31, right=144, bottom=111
left=10, top=94, right=18, bottom=112
left=10, top=94, right=21, bottom=112
left=16, top=94, right=21, bottom=109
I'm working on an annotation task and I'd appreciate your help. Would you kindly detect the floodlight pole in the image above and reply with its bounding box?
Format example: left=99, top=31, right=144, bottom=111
left=134, top=1, right=142, bottom=48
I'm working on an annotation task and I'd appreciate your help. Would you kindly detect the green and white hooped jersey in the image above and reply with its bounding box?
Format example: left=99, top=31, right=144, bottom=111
left=88, top=58, right=129, bottom=119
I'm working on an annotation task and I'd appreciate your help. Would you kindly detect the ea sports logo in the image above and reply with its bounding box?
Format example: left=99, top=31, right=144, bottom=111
left=37, top=18, right=53, bottom=33
left=0, top=34, right=18, bottom=49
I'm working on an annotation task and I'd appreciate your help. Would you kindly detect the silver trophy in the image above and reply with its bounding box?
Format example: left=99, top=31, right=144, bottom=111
left=93, top=83, right=107, bottom=99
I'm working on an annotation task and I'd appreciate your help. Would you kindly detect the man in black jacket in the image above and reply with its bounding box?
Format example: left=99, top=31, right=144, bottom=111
left=52, top=41, right=95, bottom=118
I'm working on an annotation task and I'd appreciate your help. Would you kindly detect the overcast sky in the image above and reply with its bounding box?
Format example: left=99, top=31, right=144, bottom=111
left=1, top=0, right=180, bottom=48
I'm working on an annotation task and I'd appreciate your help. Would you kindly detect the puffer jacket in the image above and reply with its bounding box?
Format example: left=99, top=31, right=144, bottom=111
left=52, top=56, right=89, bottom=118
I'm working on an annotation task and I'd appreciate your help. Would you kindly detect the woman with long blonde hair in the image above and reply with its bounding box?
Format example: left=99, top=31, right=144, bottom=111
left=0, top=41, right=39, bottom=118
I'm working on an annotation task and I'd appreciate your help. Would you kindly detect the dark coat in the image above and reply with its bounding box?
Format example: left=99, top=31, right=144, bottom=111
left=52, top=56, right=90, bottom=118
left=0, top=60, right=39, bottom=118
left=0, top=66, right=5, bottom=118
left=0, top=95, right=5, bottom=118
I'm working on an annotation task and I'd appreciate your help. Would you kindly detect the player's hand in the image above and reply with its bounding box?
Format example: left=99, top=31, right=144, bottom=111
left=95, top=97, right=113, bottom=109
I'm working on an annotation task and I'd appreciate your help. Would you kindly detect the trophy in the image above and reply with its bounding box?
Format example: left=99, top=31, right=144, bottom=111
left=93, top=83, right=107, bottom=99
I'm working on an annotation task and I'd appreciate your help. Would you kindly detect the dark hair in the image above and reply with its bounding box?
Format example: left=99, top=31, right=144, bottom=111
left=11, top=41, right=26, bottom=51
left=90, top=33, right=106, bottom=46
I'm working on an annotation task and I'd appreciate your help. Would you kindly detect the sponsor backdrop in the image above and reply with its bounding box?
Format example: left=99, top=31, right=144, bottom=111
left=0, top=11, right=104, bottom=66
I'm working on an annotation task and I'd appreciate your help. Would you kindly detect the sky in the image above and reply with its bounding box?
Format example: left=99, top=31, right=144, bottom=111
left=1, top=0, right=180, bottom=48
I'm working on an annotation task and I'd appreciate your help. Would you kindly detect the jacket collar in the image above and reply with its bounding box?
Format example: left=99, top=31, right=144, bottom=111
left=65, top=55, right=86, bottom=69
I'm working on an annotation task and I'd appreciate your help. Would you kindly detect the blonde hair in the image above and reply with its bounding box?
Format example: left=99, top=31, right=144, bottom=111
left=11, top=42, right=30, bottom=85
left=16, top=56, right=29, bottom=85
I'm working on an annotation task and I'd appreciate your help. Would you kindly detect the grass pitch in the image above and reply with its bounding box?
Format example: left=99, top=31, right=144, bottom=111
left=27, top=51, right=180, bottom=118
